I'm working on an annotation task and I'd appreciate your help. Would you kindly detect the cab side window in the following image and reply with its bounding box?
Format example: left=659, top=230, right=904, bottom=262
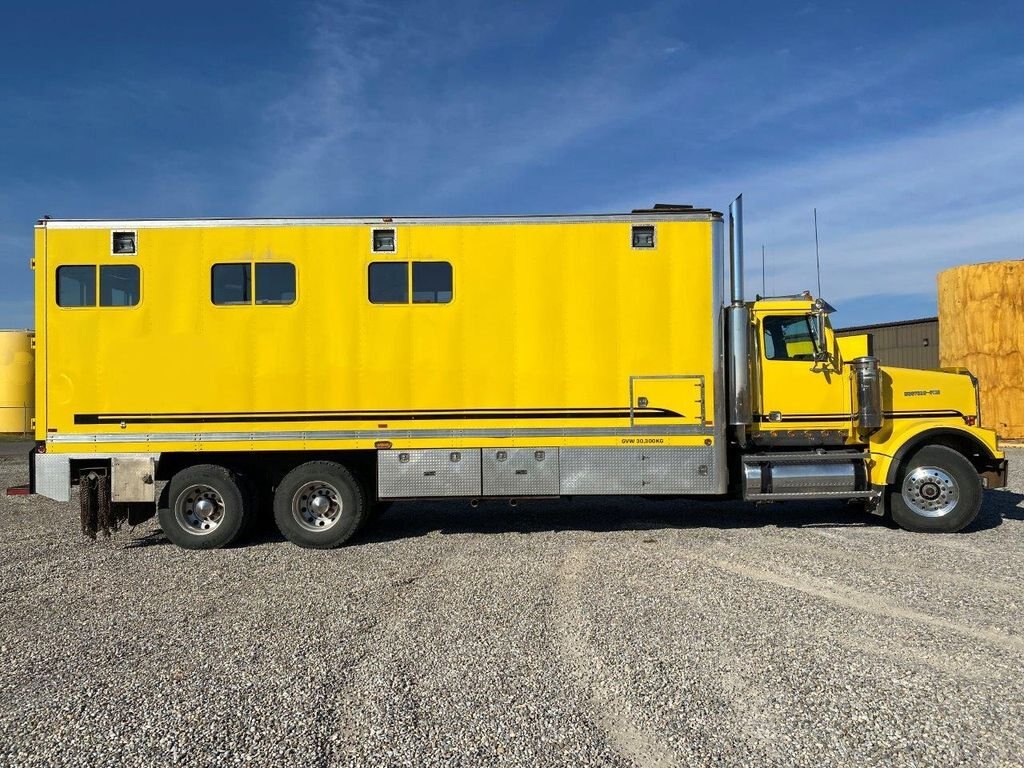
left=255, top=263, right=296, bottom=304
left=763, top=315, right=817, bottom=361
left=211, top=263, right=296, bottom=306
left=411, top=262, right=452, bottom=303
left=368, top=262, right=408, bottom=304
left=100, top=265, right=141, bottom=306
left=56, top=265, right=140, bottom=307
left=212, top=264, right=251, bottom=305
left=368, top=261, right=452, bottom=304
left=57, top=266, right=96, bottom=307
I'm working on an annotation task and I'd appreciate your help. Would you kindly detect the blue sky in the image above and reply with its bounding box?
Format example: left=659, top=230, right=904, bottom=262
left=1, top=0, right=1022, bottom=328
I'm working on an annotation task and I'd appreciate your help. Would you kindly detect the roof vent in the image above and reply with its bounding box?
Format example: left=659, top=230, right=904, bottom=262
left=631, top=203, right=696, bottom=214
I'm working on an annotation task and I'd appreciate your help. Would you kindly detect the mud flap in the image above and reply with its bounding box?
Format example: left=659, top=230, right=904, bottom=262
left=78, top=470, right=126, bottom=539
left=868, top=484, right=887, bottom=517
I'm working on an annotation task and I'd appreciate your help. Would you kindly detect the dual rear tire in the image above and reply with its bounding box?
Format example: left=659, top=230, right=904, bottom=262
left=157, top=464, right=250, bottom=550
left=271, top=461, right=367, bottom=549
left=158, top=461, right=367, bottom=550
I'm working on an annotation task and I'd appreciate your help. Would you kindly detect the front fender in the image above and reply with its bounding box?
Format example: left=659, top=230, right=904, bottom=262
left=870, top=421, right=1003, bottom=485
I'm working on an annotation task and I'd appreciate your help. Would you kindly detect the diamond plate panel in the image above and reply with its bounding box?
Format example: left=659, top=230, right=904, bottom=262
left=559, top=446, right=719, bottom=495
left=559, top=448, right=645, bottom=494
left=642, top=446, right=719, bottom=493
left=481, top=448, right=559, bottom=496
left=378, top=449, right=482, bottom=498
left=34, top=453, right=70, bottom=502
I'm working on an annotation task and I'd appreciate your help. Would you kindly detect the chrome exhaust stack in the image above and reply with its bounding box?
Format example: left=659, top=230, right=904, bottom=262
left=729, top=195, right=744, bottom=304
left=850, top=356, right=883, bottom=433
left=727, top=195, right=752, bottom=430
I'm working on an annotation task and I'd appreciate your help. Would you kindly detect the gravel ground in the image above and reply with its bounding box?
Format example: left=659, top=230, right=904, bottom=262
left=0, top=449, right=1022, bottom=768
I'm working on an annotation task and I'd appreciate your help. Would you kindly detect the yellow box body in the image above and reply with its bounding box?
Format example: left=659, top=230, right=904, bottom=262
left=35, top=214, right=723, bottom=456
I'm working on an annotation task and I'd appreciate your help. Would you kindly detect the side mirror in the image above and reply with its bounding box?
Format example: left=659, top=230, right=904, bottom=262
left=813, top=312, right=829, bottom=361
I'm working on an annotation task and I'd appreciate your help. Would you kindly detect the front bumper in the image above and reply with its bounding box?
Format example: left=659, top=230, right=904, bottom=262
left=981, top=459, right=1008, bottom=489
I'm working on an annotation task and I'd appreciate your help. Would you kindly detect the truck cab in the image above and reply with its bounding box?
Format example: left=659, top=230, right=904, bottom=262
left=740, top=290, right=1006, bottom=532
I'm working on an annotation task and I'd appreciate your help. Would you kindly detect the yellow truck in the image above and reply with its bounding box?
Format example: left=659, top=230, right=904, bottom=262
left=11, top=197, right=1007, bottom=548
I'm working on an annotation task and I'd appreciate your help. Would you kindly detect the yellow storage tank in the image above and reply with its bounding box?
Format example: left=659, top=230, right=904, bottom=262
left=938, top=260, right=1024, bottom=439
left=0, top=330, right=34, bottom=434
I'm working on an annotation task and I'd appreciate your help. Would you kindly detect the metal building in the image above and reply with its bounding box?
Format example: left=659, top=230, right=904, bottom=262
left=835, top=317, right=939, bottom=370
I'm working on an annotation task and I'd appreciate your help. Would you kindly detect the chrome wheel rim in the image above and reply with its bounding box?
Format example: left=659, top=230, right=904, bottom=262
left=292, top=481, right=343, bottom=532
left=902, top=466, right=959, bottom=518
left=174, top=484, right=226, bottom=535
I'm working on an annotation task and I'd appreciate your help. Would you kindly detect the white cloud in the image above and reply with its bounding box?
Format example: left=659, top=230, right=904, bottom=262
left=245, top=5, right=985, bottom=222
left=243, top=5, right=1024, bottom=327
left=617, top=102, right=1024, bottom=307
left=2, top=2, right=1018, bottom=334
left=245, top=1, right=724, bottom=214
left=248, top=0, right=567, bottom=213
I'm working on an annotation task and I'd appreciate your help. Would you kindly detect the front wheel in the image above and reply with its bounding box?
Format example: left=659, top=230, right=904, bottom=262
left=273, top=461, right=366, bottom=549
left=889, top=445, right=982, bottom=533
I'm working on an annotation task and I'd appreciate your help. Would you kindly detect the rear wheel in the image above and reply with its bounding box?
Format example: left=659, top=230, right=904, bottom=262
left=158, top=464, right=250, bottom=549
left=273, top=461, right=366, bottom=549
left=889, top=445, right=982, bottom=533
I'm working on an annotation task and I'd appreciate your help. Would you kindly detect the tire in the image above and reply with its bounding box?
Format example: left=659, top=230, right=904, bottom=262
left=157, top=464, right=250, bottom=549
left=889, top=445, right=982, bottom=533
left=273, top=461, right=366, bottom=549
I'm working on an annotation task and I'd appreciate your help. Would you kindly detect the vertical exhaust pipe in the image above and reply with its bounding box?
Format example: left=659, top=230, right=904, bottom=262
left=727, top=195, right=752, bottom=429
left=729, top=195, right=744, bottom=304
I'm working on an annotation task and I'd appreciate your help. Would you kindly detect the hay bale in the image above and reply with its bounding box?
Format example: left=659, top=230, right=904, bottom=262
left=938, top=261, right=1024, bottom=439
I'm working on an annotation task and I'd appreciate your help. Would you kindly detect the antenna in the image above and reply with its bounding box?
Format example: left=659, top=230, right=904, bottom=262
left=813, top=207, right=822, bottom=298
left=761, top=244, right=766, bottom=297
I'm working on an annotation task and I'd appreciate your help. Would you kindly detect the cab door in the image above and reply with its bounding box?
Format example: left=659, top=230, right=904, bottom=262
left=754, top=313, right=850, bottom=437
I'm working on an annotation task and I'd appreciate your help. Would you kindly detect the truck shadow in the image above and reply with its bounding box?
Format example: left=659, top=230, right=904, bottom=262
left=356, top=499, right=864, bottom=544
left=357, top=488, right=1024, bottom=544
left=124, top=489, right=1023, bottom=548
left=964, top=488, right=1024, bottom=532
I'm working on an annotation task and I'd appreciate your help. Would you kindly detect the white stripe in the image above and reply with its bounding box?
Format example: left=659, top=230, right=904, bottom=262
left=47, top=424, right=717, bottom=444
left=39, top=212, right=718, bottom=230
